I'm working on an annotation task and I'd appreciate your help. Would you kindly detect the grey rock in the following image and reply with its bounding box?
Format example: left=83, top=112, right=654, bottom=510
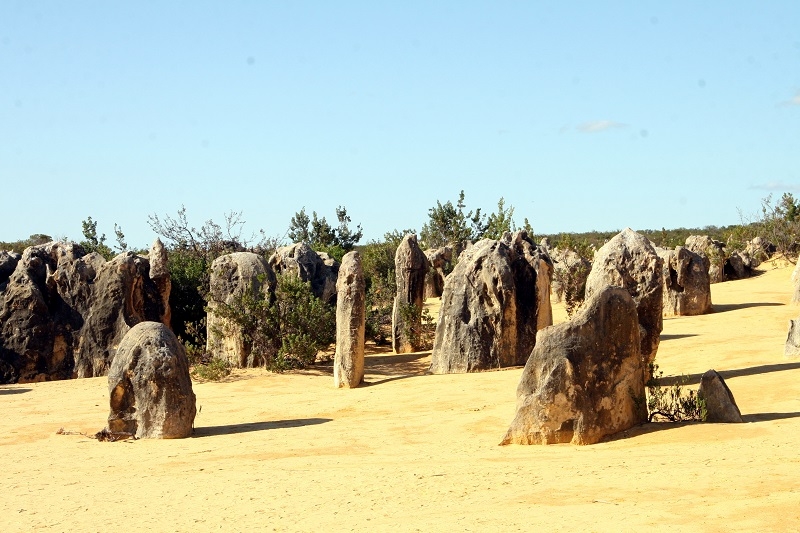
left=698, top=369, right=743, bottom=423
left=743, top=237, right=774, bottom=269
left=75, top=251, right=169, bottom=378
left=502, top=230, right=553, bottom=332
left=0, top=251, right=20, bottom=288
left=107, top=322, right=196, bottom=439
left=784, top=319, right=800, bottom=357
left=585, top=228, right=664, bottom=368
left=391, top=234, right=429, bottom=354
left=206, top=252, right=276, bottom=368
left=501, top=286, right=647, bottom=445
left=269, top=242, right=339, bottom=304
left=149, top=238, right=171, bottom=328
left=658, top=246, right=712, bottom=316
left=423, top=246, right=453, bottom=299
left=685, top=235, right=726, bottom=284
left=429, top=231, right=547, bottom=374
left=1, top=242, right=167, bottom=383
left=334, top=251, right=366, bottom=388
left=725, top=251, right=749, bottom=280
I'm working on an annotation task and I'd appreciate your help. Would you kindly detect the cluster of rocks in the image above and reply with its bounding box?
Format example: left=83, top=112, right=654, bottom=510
left=0, top=241, right=171, bottom=384
left=503, top=228, right=747, bottom=446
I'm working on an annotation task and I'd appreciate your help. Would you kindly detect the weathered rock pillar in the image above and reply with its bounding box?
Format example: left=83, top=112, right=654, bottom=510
left=391, top=234, right=429, bottom=354
left=334, top=251, right=366, bottom=388
left=149, top=238, right=172, bottom=328
left=206, top=252, right=277, bottom=368
left=107, top=322, right=196, bottom=439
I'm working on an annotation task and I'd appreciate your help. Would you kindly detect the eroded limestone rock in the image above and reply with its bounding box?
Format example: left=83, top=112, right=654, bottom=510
left=206, top=252, right=276, bottom=368
left=334, top=251, right=365, bottom=388
left=585, top=228, right=663, bottom=368
left=658, top=246, right=712, bottom=316
left=698, top=369, right=742, bottom=423
left=391, top=234, right=429, bottom=354
left=429, top=231, right=548, bottom=374
left=107, top=322, right=196, bottom=439
left=501, top=286, right=646, bottom=445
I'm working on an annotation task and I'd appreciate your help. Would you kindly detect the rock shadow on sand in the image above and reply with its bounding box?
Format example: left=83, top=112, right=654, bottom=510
left=711, top=302, right=783, bottom=313
left=193, top=418, right=332, bottom=438
left=0, top=387, right=31, bottom=395
left=658, top=361, right=800, bottom=387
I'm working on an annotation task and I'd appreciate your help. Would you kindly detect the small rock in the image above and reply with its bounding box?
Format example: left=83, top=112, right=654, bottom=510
left=698, top=369, right=743, bottom=423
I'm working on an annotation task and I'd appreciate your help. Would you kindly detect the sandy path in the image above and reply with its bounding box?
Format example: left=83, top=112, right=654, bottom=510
left=1, top=265, right=799, bottom=532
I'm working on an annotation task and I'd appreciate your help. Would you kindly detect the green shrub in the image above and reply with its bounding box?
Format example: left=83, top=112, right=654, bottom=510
left=210, top=273, right=336, bottom=372
left=645, top=363, right=707, bottom=422
left=397, top=302, right=436, bottom=351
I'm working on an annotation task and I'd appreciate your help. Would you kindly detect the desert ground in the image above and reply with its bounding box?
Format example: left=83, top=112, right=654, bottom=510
left=1, top=262, right=799, bottom=532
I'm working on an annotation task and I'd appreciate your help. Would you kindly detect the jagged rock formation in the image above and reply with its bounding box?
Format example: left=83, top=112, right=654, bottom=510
left=206, top=252, right=276, bottom=368
left=0, top=242, right=170, bottom=383
left=334, top=251, right=365, bottom=388
left=423, top=246, right=452, bottom=299
left=429, top=231, right=549, bottom=374
left=268, top=242, right=338, bottom=304
left=784, top=318, right=800, bottom=357
left=107, top=322, right=196, bottom=439
left=149, top=238, right=172, bottom=328
left=685, top=235, right=726, bottom=284
left=742, top=237, right=774, bottom=269
left=391, top=234, right=429, bottom=354
left=501, top=286, right=647, bottom=445
left=698, top=369, right=743, bottom=423
left=502, top=230, right=553, bottom=331
left=658, top=246, right=712, bottom=316
left=585, top=228, right=663, bottom=368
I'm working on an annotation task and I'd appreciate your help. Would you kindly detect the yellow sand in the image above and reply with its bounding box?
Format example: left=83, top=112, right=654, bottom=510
left=1, top=263, right=799, bottom=532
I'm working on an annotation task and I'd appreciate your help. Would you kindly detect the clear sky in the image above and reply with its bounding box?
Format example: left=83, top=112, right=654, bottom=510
left=2, top=1, right=799, bottom=249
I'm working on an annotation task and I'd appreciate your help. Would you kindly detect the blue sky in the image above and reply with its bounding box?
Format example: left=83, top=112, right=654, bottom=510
left=2, top=2, right=799, bottom=249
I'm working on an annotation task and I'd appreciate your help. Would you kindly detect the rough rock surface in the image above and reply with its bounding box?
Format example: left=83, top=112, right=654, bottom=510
left=107, top=322, right=196, bottom=439
left=502, top=230, right=553, bottom=331
left=391, top=234, right=429, bottom=354
left=149, top=238, right=171, bottom=328
left=725, top=251, right=750, bottom=280
left=501, top=286, right=647, bottom=445
left=0, top=251, right=21, bottom=287
left=423, top=246, right=453, bottom=299
left=784, top=319, right=800, bottom=357
left=268, top=242, right=339, bottom=304
left=585, top=228, right=664, bottom=367
left=743, top=237, right=774, bottom=269
left=658, top=246, right=712, bottom=316
left=76, top=252, right=169, bottom=378
left=206, top=252, right=276, bottom=368
left=429, top=232, right=547, bottom=374
left=685, top=235, right=726, bottom=284
left=698, top=369, right=743, bottom=423
left=0, top=242, right=169, bottom=383
left=334, top=251, right=365, bottom=388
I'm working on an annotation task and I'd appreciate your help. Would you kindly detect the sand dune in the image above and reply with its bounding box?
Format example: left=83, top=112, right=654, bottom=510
left=1, top=264, right=799, bottom=532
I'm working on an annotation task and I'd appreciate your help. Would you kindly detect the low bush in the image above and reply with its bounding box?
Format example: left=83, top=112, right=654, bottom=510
left=645, top=363, right=707, bottom=422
